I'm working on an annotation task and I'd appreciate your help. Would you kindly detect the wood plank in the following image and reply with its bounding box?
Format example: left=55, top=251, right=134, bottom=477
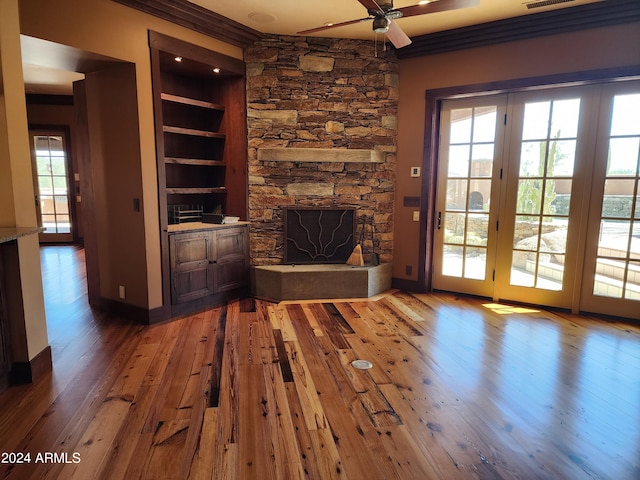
left=2, top=248, right=640, bottom=480
left=187, top=407, right=217, bottom=480
left=238, top=364, right=277, bottom=480
left=161, top=92, right=225, bottom=110
left=257, top=147, right=385, bottom=163
left=163, top=125, right=225, bottom=138
left=287, top=305, right=389, bottom=479
left=98, top=385, right=159, bottom=480
left=262, top=363, right=307, bottom=480
left=267, top=303, right=298, bottom=341
left=273, top=328, right=295, bottom=383
left=207, top=306, right=228, bottom=407
left=165, top=157, right=225, bottom=166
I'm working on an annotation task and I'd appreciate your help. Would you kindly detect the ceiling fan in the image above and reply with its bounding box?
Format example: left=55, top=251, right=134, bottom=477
left=298, top=0, right=480, bottom=49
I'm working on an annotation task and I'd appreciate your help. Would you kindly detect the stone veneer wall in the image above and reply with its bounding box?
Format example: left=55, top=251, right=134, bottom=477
left=245, top=35, right=398, bottom=265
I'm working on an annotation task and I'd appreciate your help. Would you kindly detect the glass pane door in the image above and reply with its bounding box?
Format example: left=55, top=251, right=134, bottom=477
left=31, top=133, right=73, bottom=242
left=581, top=85, right=640, bottom=319
left=433, top=82, right=639, bottom=318
left=496, top=89, right=590, bottom=308
left=509, top=99, right=579, bottom=289
left=433, top=97, right=506, bottom=297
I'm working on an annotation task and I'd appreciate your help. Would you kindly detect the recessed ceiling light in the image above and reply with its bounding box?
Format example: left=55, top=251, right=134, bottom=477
left=212, top=67, right=221, bottom=74
left=248, top=11, right=276, bottom=24
left=174, top=56, right=183, bottom=62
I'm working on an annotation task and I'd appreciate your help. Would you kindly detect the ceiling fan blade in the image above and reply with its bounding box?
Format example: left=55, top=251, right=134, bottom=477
left=357, top=0, right=385, bottom=14
left=298, top=17, right=372, bottom=35
left=385, top=20, right=412, bottom=48
left=397, top=0, right=480, bottom=18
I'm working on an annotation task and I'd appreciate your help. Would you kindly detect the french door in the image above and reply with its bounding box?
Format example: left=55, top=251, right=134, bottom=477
left=580, top=84, right=640, bottom=319
left=433, top=81, right=640, bottom=319
left=30, top=131, right=74, bottom=243
left=432, top=96, right=507, bottom=298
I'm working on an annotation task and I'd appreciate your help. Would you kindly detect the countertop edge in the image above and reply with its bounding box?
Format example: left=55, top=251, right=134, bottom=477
left=166, top=221, right=249, bottom=234
left=0, top=227, right=45, bottom=244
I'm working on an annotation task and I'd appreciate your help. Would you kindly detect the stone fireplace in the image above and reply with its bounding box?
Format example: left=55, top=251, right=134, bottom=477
left=245, top=35, right=398, bottom=269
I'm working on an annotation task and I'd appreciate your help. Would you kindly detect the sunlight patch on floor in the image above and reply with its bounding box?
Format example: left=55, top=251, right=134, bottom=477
left=482, top=303, right=540, bottom=314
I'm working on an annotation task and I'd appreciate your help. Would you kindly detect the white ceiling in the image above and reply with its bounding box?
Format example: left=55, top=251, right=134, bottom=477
left=189, top=0, right=604, bottom=40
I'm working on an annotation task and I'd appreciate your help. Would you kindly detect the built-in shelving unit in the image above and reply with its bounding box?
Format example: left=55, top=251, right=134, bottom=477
left=149, top=31, right=249, bottom=315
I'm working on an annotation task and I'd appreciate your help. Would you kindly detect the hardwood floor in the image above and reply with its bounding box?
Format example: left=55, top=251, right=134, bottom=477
left=0, top=245, right=639, bottom=479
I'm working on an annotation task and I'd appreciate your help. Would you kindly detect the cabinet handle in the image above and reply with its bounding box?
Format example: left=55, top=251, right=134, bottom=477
left=209, top=260, right=217, bottom=264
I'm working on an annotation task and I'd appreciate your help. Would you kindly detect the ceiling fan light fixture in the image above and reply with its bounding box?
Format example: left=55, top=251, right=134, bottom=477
left=372, top=16, right=390, bottom=33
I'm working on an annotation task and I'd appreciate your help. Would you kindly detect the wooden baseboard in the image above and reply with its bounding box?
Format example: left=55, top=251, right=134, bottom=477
left=391, top=277, right=425, bottom=293
left=170, top=288, right=249, bottom=319
left=94, top=296, right=248, bottom=325
left=94, top=297, right=170, bottom=325
left=10, top=345, right=52, bottom=384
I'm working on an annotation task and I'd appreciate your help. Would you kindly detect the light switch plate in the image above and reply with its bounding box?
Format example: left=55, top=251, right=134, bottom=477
left=410, top=167, right=420, bottom=177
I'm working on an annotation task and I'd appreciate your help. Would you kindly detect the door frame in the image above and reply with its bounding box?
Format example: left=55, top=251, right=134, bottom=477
left=29, top=125, right=78, bottom=244
left=419, top=66, right=640, bottom=308
left=432, top=95, right=508, bottom=298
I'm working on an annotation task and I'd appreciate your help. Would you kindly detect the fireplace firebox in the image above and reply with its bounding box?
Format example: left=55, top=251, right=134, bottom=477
left=284, top=207, right=355, bottom=264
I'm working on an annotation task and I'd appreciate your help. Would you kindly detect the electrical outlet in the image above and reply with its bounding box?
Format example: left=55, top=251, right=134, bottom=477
left=119, top=285, right=126, bottom=299
left=413, top=211, right=420, bottom=221
left=410, top=166, right=421, bottom=177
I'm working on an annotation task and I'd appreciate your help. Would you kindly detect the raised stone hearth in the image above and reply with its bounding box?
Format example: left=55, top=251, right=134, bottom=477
left=251, top=263, right=392, bottom=302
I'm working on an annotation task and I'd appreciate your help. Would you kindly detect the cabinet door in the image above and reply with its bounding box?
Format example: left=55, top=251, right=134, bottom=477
left=170, top=232, right=215, bottom=304
left=214, top=227, right=248, bottom=292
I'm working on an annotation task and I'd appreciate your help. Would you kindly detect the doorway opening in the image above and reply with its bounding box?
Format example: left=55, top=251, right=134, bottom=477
left=30, top=130, right=75, bottom=243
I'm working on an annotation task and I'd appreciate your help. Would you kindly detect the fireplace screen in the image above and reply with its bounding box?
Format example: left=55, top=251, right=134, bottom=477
left=284, top=207, right=355, bottom=264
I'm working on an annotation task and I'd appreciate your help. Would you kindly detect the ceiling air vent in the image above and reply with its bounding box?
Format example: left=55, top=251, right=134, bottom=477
left=525, top=0, right=576, bottom=9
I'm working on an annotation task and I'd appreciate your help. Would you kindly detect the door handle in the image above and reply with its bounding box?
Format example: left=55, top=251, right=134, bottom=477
left=437, top=211, right=442, bottom=230
left=35, top=195, right=40, bottom=207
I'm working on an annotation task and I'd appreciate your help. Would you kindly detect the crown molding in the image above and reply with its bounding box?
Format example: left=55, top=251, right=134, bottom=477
left=113, top=0, right=262, bottom=48
left=398, top=0, right=640, bottom=59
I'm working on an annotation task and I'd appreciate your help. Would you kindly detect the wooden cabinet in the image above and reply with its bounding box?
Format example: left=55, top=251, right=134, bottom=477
left=149, top=32, right=249, bottom=316
left=169, top=230, right=214, bottom=304
left=214, top=227, right=249, bottom=293
left=169, top=225, right=249, bottom=306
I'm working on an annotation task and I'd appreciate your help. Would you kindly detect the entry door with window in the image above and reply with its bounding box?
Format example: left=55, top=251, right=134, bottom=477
left=434, top=89, right=590, bottom=309
left=580, top=85, right=640, bottom=319
left=31, top=132, right=73, bottom=243
left=434, top=82, right=640, bottom=319
left=432, top=96, right=507, bottom=298
left=494, top=88, right=592, bottom=309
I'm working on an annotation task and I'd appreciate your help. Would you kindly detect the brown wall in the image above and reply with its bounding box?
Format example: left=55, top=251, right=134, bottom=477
left=394, top=22, right=640, bottom=283
left=18, top=0, right=242, bottom=309
left=83, top=64, right=150, bottom=306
